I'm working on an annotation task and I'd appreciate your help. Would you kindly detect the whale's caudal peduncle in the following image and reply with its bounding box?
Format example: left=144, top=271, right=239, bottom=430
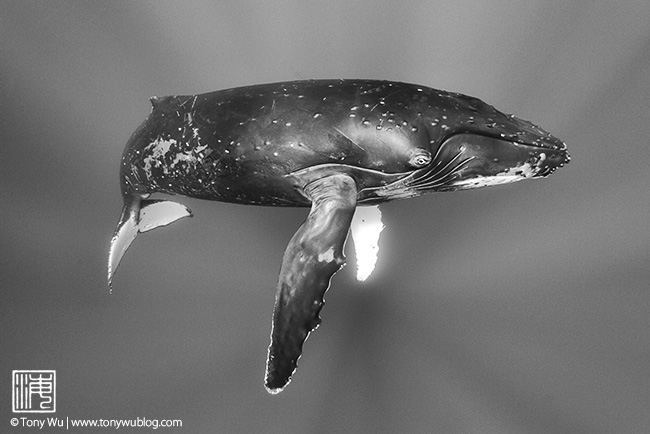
left=108, top=79, right=569, bottom=393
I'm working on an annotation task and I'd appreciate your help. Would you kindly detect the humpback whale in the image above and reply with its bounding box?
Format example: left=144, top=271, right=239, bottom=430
left=108, top=80, right=569, bottom=393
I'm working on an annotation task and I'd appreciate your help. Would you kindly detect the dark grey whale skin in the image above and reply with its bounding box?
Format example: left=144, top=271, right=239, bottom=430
left=110, top=79, right=569, bottom=393
left=119, top=79, right=568, bottom=206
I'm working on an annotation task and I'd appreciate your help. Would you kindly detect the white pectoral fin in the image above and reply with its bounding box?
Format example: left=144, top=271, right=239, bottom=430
left=350, top=205, right=384, bottom=281
left=108, top=199, right=192, bottom=289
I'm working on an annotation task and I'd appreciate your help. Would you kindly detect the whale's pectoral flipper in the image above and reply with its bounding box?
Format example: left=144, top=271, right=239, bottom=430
left=108, top=198, right=193, bottom=288
left=350, top=205, right=384, bottom=282
left=265, top=174, right=358, bottom=393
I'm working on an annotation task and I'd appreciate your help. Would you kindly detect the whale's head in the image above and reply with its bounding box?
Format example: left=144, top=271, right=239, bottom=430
left=361, top=94, right=569, bottom=201
left=423, top=132, right=569, bottom=191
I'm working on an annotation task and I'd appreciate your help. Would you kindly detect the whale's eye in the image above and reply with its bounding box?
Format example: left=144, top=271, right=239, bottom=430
left=408, top=149, right=432, bottom=168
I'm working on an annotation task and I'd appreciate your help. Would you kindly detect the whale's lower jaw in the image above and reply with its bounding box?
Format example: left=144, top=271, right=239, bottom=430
left=361, top=133, right=568, bottom=199
left=445, top=163, right=539, bottom=190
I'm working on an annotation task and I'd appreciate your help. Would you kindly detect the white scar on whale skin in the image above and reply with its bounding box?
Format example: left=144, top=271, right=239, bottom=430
left=143, top=138, right=209, bottom=176
left=350, top=205, right=384, bottom=281
left=143, top=138, right=176, bottom=176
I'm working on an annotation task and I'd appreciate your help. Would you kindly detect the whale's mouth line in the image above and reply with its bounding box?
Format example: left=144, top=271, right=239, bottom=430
left=355, top=145, right=470, bottom=201
left=357, top=132, right=569, bottom=202
left=286, top=130, right=568, bottom=204
left=402, top=149, right=473, bottom=191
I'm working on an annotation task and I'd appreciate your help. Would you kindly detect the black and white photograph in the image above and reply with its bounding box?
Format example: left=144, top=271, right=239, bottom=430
left=2, top=1, right=649, bottom=433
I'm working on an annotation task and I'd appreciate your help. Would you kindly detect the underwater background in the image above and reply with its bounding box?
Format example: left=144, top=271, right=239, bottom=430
left=2, top=1, right=649, bottom=433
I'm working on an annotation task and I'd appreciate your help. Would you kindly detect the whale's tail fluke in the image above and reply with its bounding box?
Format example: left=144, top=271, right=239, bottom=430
left=108, top=198, right=192, bottom=290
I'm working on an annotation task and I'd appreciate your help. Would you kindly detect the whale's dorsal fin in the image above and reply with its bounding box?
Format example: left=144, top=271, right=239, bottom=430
left=108, top=199, right=192, bottom=289
left=265, top=174, right=357, bottom=393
